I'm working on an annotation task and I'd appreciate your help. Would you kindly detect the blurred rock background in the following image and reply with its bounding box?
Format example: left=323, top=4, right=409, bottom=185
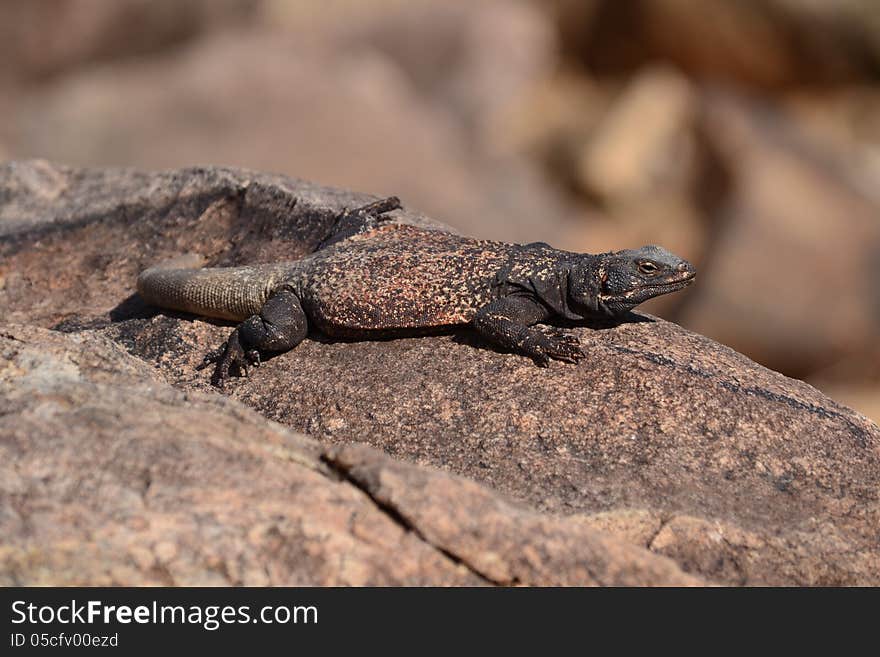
left=1, top=0, right=878, bottom=422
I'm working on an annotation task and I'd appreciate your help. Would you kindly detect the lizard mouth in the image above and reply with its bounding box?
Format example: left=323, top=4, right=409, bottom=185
left=600, top=271, right=696, bottom=304
left=634, top=271, right=696, bottom=296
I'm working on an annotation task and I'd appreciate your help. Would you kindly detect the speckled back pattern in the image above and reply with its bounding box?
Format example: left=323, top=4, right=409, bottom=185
left=291, top=224, right=573, bottom=333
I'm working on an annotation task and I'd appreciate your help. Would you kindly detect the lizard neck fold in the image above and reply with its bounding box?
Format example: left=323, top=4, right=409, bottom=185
left=534, top=268, right=589, bottom=320
left=491, top=255, right=602, bottom=321
left=563, top=258, right=602, bottom=317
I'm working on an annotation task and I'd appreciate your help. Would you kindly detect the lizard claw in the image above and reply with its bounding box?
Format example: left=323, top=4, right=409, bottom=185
left=197, top=347, right=224, bottom=370
left=198, top=330, right=260, bottom=387
left=246, top=350, right=261, bottom=367
left=525, top=332, right=585, bottom=366
left=533, top=352, right=551, bottom=367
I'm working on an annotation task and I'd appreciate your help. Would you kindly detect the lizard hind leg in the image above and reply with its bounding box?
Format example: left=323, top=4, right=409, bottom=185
left=199, top=288, right=308, bottom=387
left=352, top=196, right=402, bottom=230
left=316, top=196, right=402, bottom=249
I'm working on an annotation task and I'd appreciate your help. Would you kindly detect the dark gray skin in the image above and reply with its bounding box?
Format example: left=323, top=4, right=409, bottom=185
left=137, top=198, right=696, bottom=385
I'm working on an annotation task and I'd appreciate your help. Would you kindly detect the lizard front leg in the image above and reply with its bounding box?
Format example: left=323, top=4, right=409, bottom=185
left=200, top=288, right=308, bottom=386
left=472, top=296, right=584, bottom=367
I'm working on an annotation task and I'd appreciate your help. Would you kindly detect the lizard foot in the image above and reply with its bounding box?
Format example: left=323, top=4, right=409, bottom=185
left=317, top=196, right=402, bottom=250
left=197, top=329, right=260, bottom=387
left=524, top=332, right=585, bottom=367
left=537, top=326, right=581, bottom=343
left=351, top=196, right=402, bottom=232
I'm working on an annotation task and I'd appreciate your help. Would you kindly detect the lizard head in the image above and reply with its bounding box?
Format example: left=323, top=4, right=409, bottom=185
left=569, top=245, right=695, bottom=317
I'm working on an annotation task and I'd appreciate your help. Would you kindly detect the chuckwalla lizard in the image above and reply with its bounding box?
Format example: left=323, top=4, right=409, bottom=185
left=137, top=197, right=696, bottom=385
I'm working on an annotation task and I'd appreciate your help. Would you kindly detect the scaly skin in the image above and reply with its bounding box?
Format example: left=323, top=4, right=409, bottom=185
left=137, top=197, right=696, bottom=385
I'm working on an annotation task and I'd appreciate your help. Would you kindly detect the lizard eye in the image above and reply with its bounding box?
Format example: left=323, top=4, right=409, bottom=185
left=638, top=261, right=659, bottom=275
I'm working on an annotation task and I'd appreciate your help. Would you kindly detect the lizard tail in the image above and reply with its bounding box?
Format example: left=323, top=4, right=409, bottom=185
left=137, top=257, right=290, bottom=322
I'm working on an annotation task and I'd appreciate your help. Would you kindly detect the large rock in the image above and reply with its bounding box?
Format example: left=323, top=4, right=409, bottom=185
left=122, top=312, right=879, bottom=586
left=0, top=324, right=697, bottom=586
left=3, top=161, right=880, bottom=585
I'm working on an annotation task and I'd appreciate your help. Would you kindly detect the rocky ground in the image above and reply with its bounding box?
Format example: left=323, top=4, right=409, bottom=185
left=2, top=161, right=878, bottom=586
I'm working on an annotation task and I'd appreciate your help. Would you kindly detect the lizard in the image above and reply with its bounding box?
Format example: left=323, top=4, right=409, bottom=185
left=137, top=197, right=696, bottom=386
